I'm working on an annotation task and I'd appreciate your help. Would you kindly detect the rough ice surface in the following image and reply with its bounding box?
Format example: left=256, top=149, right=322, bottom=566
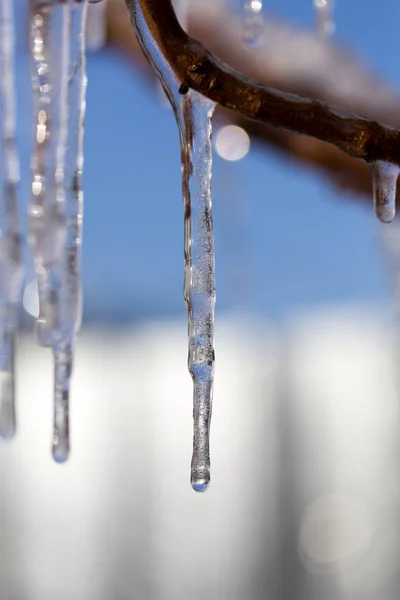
left=125, top=0, right=216, bottom=491
left=370, top=161, right=399, bottom=224
left=0, top=0, right=24, bottom=438
left=242, top=0, right=264, bottom=46
left=314, top=0, right=335, bottom=39
left=29, top=0, right=89, bottom=462
left=181, top=92, right=216, bottom=492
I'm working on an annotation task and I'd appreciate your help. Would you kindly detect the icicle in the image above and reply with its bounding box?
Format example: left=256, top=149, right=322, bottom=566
left=51, top=0, right=88, bottom=463
left=314, top=0, right=335, bottom=40
left=0, top=0, right=24, bottom=438
left=242, top=0, right=264, bottom=46
left=125, top=0, right=216, bottom=492
left=370, top=161, right=399, bottom=224
left=29, top=0, right=89, bottom=462
left=182, top=93, right=216, bottom=492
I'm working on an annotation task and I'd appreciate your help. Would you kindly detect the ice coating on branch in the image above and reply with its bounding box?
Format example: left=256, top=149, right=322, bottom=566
left=370, top=161, right=399, bottom=224
left=181, top=93, right=216, bottom=492
left=125, top=0, right=217, bottom=492
left=242, top=0, right=264, bottom=46
left=29, top=0, right=88, bottom=462
left=0, top=0, right=24, bottom=437
left=314, top=0, right=335, bottom=39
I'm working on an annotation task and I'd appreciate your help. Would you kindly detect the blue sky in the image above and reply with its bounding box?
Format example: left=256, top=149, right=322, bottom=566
left=13, top=0, right=400, bottom=322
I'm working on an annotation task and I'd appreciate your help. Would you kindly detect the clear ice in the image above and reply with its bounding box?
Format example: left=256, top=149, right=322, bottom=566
left=370, top=161, right=399, bottom=224
left=29, top=0, right=89, bottom=461
left=0, top=0, right=24, bottom=438
left=125, top=0, right=217, bottom=492
left=314, top=0, right=335, bottom=39
left=242, top=0, right=264, bottom=46
left=181, top=93, right=216, bottom=492
left=29, top=2, right=70, bottom=348
left=86, top=0, right=108, bottom=52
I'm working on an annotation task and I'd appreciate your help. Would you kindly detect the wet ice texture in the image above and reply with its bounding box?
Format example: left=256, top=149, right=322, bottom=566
left=29, top=0, right=88, bottom=461
left=0, top=0, right=24, bottom=438
left=180, top=93, right=216, bottom=492
left=125, top=0, right=216, bottom=491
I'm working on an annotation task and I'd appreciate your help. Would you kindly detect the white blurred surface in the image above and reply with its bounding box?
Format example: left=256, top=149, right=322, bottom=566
left=0, top=309, right=399, bottom=599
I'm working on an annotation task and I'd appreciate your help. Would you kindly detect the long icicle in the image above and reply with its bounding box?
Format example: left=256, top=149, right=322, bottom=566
left=181, top=93, right=216, bottom=492
left=29, top=0, right=89, bottom=462
left=125, top=0, right=217, bottom=492
left=0, top=0, right=24, bottom=438
left=52, top=0, right=88, bottom=463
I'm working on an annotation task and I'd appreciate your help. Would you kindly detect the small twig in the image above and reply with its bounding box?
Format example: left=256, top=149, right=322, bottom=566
left=125, top=0, right=400, bottom=168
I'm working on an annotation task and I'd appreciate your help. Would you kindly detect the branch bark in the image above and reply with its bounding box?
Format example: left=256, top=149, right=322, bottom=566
left=106, top=0, right=400, bottom=199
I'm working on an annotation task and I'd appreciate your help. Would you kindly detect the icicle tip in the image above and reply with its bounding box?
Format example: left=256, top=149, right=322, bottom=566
left=191, top=478, right=210, bottom=493
left=52, top=444, right=70, bottom=463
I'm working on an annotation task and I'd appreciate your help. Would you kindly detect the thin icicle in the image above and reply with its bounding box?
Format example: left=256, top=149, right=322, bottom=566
left=0, top=0, right=24, bottom=438
left=243, top=0, right=264, bottom=46
left=125, top=0, right=217, bottom=492
left=314, top=0, right=335, bottom=40
left=52, top=0, right=88, bottom=463
left=29, top=1, right=71, bottom=348
left=29, top=0, right=89, bottom=462
left=181, top=92, right=216, bottom=492
left=370, top=161, right=399, bottom=224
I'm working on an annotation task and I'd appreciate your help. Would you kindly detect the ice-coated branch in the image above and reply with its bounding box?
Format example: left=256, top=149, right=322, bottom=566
left=126, top=0, right=400, bottom=170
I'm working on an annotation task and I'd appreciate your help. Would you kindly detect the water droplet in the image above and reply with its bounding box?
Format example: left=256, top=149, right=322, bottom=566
left=191, top=479, right=210, bottom=493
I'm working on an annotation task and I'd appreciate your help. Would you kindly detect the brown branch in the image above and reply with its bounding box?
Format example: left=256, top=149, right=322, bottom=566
left=123, top=0, right=400, bottom=173
left=106, top=1, right=376, bottom=199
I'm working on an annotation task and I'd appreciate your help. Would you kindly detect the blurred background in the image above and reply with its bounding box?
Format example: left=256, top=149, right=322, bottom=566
left=2, top=0, right=400, bottom=598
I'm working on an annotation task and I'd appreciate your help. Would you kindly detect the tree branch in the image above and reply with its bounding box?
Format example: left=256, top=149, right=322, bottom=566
left=124, top=0, right=400, bottom=173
